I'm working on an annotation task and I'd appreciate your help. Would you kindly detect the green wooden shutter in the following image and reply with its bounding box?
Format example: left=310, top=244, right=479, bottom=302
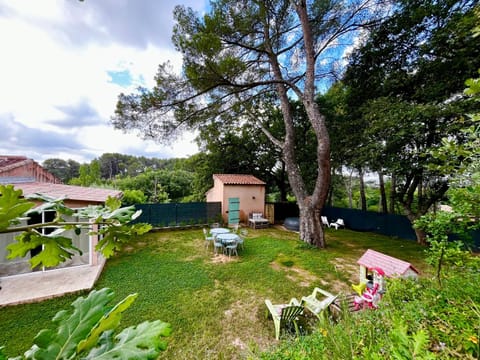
left=228, top=197, right=240, bottom=225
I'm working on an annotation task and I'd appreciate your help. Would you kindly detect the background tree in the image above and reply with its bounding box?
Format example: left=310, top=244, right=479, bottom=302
left=415, top=68, right=480, bottom=285
left=112, top=0, right=386, bottom=247
left=342, top=0, right=480, bottom=244
left=42, top=158, right=80, bottom=183
left=70, top=160, right=102, bottom=187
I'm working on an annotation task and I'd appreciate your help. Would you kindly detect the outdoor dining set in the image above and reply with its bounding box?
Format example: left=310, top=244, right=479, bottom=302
left=203, top=225, right=246, bottom=257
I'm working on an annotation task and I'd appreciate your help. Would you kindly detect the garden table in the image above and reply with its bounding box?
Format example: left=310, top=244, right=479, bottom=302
left=210, top=228, right=230, bottom=236
left=215, top=232, right=239, bottom=245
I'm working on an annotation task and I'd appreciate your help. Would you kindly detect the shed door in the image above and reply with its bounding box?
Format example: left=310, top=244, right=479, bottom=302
left=228, top=197, right=240, bottom=225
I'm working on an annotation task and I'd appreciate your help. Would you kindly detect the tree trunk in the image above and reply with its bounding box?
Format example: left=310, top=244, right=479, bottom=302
left=346, top=170, right=354, bottom=208
left=405, top=211, right=428, bottom=245
left=260, top=1, right=330, bottom=248
left=389, top=173, right=396, bottom=214
left=413, top=226, right=428, bottom=246
left=272, top=1, right=330, bottom=248
left=358, top=168, right=366, bottom=211
left=298, top=199, right=324, bottom=247
left=378, top=171, right=387, bottom=213
left=327, top=168, right=335, bottom=206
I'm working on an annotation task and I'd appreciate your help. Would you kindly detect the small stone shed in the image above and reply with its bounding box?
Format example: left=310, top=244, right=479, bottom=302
left=206, top=174, right=266, bottom=224
left=357, top=249, right=419, bottom=282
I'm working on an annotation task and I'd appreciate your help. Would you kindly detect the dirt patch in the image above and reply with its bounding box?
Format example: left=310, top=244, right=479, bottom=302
left=333, top=257, right=358, bottom=280
left=210, top=254, right=238, bottom=264
left=123, top=241, right=148, bottom=253
left=270, top=262, right=318, bottom=288
left=220, top=294, right=273, bottom=356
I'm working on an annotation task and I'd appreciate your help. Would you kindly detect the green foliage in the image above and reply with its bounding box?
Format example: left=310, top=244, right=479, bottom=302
left=0, top=185, right=35, bottom=230
left=263, top=269, right=480, bottom=360
left=0, top=288, right=171, bottom=360
left=387, top=320, right=435, bottom=360
left=415, top=67, right=480, bottom=283
left=42, top=158, right=80, bottom=183
left=8, top=231, right=82, bottom=269
left=69, top=161, right=102, bottom=187
left=340, top=0, right=480, bottom=242
left=121, top=189, right=147, bottom=206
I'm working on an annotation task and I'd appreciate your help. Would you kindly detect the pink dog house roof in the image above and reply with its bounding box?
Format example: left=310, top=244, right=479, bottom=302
left=357, top=249, right=419, bottom=278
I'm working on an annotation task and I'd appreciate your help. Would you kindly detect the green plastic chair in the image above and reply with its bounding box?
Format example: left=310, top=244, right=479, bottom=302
left=265, top=298, right=303, bottom=340
left=301, top=287, right=338, bottom=319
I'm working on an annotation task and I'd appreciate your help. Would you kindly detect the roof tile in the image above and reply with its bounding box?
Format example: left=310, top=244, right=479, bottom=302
left=213, top=174, right=265, bottom=185
left=11, top=182, right=122, bottom=203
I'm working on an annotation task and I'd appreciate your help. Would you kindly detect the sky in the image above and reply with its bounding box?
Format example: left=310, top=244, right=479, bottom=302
left=0, top=0, right=207, bottom=165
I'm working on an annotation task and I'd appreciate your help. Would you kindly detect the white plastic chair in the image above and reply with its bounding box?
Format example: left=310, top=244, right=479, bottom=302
left=329, top=219, right=345, bottom=230
left=321, top=216, right=330, bottom=227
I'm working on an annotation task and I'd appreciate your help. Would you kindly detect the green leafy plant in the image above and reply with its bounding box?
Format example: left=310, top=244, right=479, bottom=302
left=0, top=288, right=171, bottom=359
left=0, top=185, right=36, bottom=229
left=387, top=320, right=435, bottom=360
left=414, top=211, right=471, bottom=286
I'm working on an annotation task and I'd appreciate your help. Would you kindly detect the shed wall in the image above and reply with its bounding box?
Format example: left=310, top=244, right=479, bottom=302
left=222, top=185, right=265, bottom=223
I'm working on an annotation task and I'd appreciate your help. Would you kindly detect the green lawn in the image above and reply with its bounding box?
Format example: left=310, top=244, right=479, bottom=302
left=0, top=227, right=428, bottom=359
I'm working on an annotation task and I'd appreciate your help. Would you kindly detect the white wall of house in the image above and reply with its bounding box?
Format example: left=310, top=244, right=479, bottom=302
left=0, top=215, right=92, bottom=276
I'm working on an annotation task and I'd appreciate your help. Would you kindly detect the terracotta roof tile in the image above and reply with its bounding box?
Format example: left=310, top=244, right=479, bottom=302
left=11, top=182, right=122, bottom=203
left=213, top=174, right=265, bottom=185
left=0, top=156, right=30, bottom=173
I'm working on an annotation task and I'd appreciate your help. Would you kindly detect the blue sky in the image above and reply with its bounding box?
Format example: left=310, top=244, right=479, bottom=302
left=0, top=0, right=207, bottom=164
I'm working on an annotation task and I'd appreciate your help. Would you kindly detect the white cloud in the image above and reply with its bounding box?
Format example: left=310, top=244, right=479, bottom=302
left=0, top=0, right=205, bottom=164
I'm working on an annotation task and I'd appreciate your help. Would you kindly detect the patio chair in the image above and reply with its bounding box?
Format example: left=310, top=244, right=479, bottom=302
left=265, top=298, right=303, bottom=340
left=231, top=223, right=239, bottom=233
left=203, top=228, right=214, bottom=250
left=301, top=287, right=338, bottom=319
left=213, top=235, right=224, bottom=255
left=321, top=216, right=330, bottom=227
left=224, top=240, right=238, bottom=257
left=236, top=228, right=248, bottom=250
left=329, top=218, right=345, bottom=230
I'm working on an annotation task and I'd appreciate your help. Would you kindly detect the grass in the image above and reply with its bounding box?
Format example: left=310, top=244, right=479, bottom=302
left=0, top=226, right=429, bottom=359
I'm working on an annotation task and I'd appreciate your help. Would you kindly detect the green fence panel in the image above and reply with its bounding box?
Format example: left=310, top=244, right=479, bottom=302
left=133, top=202, right=221, bottom=227
left=322, top=207, right=417, bottom=240
left=271, top=203, right=417, bottom=241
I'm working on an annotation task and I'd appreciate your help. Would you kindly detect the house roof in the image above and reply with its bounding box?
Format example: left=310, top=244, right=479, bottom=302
left=0, top=156, right=32, bottom=173
left=213, top=174, right=266, bottom=185
left=357, top=249, right=419, bottom=278
left=10, top=182, right=122, bottom=204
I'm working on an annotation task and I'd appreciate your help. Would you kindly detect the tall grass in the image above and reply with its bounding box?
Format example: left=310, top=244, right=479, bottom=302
left=0, top=227, right=427, bottom=359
